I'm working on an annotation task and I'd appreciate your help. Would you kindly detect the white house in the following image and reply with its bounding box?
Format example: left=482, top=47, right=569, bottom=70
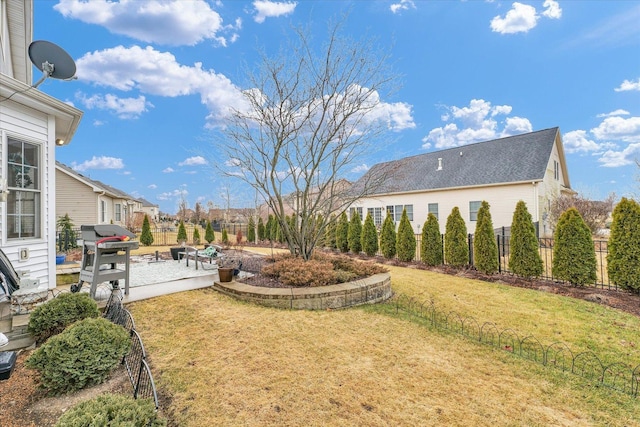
left=349, top=128, right=573, bottom=238
left=1, top=0, right=83, bottom=289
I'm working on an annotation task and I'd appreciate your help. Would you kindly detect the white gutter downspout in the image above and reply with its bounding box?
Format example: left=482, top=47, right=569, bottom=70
left=532, top=182, right=539, bottom=223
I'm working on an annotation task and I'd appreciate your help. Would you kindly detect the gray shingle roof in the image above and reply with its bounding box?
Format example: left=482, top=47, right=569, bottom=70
left=56, top=161, right=138, bottom=201
left=353, top=127, right=560, bottom=195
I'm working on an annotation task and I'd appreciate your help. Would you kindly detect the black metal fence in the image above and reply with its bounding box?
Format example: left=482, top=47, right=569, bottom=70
left=390, top=292, right=639, bottom=398
left=103, top=291, right=160, bottom=409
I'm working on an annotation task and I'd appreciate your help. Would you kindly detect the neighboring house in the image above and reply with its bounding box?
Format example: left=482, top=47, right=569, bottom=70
left=56, top=161, right=140, bottom=229
left=349, top=127, right=573, bottom=238
left=138, top=198, right=159, bottom=222
left=1, top=0, right=83, bottom=289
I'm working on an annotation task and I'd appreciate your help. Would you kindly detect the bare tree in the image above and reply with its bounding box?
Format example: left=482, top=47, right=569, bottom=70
left=217, top=18, right=401, bottom=259
left=177, top=195, right=189, bottom=223
left=193, top=201, right=204, bottom=225
left=548, top=192, right=616, bottom=236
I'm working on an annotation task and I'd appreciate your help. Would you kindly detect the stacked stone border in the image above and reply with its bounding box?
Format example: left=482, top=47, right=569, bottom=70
left=213, top=272, right=392, bottom=310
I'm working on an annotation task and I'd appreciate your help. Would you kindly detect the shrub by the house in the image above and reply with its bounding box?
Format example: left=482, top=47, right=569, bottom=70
left=257, top=217, right=266, bottom=241
left=54, top=393, right=166, bottom=427
left=607, top=197, right=640, bottom=291
left=27, top=292, right=100, bottom=344
left=508, top=200, right=543, bottom=278
left=473, top=201, right=498, bottom=274
left=192, top=226, right=201, bottom=245
left=552, top=207, right=597, bottom=286
left=177, top=220, right=187, bottom=244
left=247, top=217, right=256, bottom=243
left=445, top=207, right=468, bottom=267
left=348, top=210, right=363, bottom=254
left=324, top=214, right=337, bottom=249
left=265, top=215, right=275, bottom=242
left=380, top=212, right=397, bottom=259
left=336, top=212, right=350, bottom=253
left=205, top=220, right=215, bottom=244
left=396, top=209, right=416, bottom=262
left=221, top=228, right=229, bottom=245
left=140, top=214, right=153, bottom=246
left=26, top=317, right=131, bottom=395
left=421, top=213, right=443, bottom=266
left=362, top=212, right=379, bottom=256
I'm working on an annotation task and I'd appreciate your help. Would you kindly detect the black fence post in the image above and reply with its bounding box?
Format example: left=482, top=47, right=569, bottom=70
left=497, top=234, right=502, bottom=273
left=468, top=233, right=473, bottom=266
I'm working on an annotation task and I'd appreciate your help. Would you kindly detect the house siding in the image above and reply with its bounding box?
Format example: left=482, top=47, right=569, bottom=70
left=55, top=166, right=99, bottom=227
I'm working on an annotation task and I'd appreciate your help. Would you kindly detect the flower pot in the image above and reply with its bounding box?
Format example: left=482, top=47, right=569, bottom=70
left=170, top=247, right=183, bottom=260
left=55, top=254, right=66, bottom=265
left=218, top=267, right=234, bottom=283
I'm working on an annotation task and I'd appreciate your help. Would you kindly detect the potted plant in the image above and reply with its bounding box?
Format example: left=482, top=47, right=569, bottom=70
left=204, top=221, right=215, bottom=248
left=217, top=253, right=243, bottom=283
left=170, top=220, right=189, bottom=260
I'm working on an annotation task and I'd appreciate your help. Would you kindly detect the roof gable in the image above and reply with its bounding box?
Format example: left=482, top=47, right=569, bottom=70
left=356, top=128, right=560, bottom=195
left=56, top=161, right=137, bottom=201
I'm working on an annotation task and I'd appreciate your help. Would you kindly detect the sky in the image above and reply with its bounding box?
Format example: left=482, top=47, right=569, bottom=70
left=32, top=0, right=640, bottom=215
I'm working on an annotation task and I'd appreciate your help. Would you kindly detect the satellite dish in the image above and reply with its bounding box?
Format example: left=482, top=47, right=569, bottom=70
left=28, top=40, right=77, bottom=88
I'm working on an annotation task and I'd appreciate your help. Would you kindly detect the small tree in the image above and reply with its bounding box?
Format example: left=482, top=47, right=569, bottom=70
left=552, top=208, right=597, bottom=286
left=176, top=220, right=187, bottom=244
left=221, top=228, right=229, bottom=245
left=204, top=220, right=215, bottom=244
left=380, top=213, right=396, bottom=259
left=348, top=210, right=363, bottom=254
left=421, top=213, right=443, bottom=266
left=192, top=226, right=201, bottom=245
left=247, top=217, right=256, bottom=243
left=361, top=212, right=378, bottom=256
left=257, top=217, right=266, bottom=241
left=473, top=201, right=498, bottom=274
left=266, top=215, right=275, bottom=242
left=336, top=212, right=350, bottom=253
left=444, top=207, right=468, bottom=267
left=324, top=214, right=337, bottom=249
left=140, top=214, right=154, bottom=246
left=607, top=197, right=640, bottom=291
left=509, top=200, right=543, bottom=278
left=548, top=192, right=615, bottom=235
left=56, top=213, right=77, bottom=251
left=396, top=209, right=416, bottom=262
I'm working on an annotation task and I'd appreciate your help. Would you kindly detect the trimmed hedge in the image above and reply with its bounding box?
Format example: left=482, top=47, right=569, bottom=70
left=607, top=197, right=640, bottom=291
left=473, top=201, right=498, bottom=274
left=380, top=213, right=396, bottom=259
left=348, top=210, right=363, bottom=254
left=552, top=207, right=597, bottom=286
left=54, top=393, right=166, bottom=427
left=396, top=209, right=416, bottom=262
left=361, top=212, right=379, bottom=257
left=27, top=292, right=100, bottom=344
left=509, top=200, right=543, bottom=278
left=336, top=212, right=350, bottom=253
left=421, top=213, right=443, bottom=266
left=445, top=207, right=468, bottom=267
left=26, top=317, right=131, bottom=395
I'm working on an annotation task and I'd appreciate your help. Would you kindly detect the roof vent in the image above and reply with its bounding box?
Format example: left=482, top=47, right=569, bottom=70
left=437, top=158, right=442, bottom=171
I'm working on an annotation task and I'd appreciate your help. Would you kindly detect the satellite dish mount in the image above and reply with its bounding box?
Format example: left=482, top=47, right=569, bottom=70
left=28, top=40, right=77, bottom=88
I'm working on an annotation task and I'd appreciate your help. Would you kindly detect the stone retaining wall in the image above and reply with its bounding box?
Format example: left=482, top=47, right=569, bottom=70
left=212, top=273, right=392, bottom=310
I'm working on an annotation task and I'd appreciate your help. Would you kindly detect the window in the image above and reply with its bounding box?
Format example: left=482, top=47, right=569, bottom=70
left=349, top=207, right=362, bottom=219
left=553, top=160, right=559, bottom=180
left=6, top=139, right=40, bottom=239
left=100, top=200, right=106, bottom=223
left=391, top=204, right=413, bottom=222
left=115, top=204, right=122, bottom=221
left=469, top=201, right=481, bottom=221
left=404, top=204, right=413, bottom=221
left=367, top=207, right=383, bottom=227
left=386, top=205, right=394, bottom=219
left=394, top=205, right=403, bottom=222
left=428, top=203, right=439, bottom=220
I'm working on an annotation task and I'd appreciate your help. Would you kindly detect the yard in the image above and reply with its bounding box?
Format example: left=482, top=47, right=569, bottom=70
left=126, top=261, right=640, bottom=426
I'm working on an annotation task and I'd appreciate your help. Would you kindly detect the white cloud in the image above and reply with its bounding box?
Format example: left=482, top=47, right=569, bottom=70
left=72, top=156, right=124, bottom=172
left=390, top=0, right=416, bottom=14
left=76, top=92, right=152, bottom=119
left=615, top=78, right=640, bottom=92
left=178, top=156, right=208, bottom=166
left=76, top=45, right=246, bottom=126
left=598, top=143, right=640, bottom=167
left=490, top=1, right=562, bottom=34
left=54, top=0, right=236, bottom=46
left=93, top=119, right=106, bottom=126
left=542, top=0, right=562, bottom=19
left=490, top=2, right=538, bottom=34
left=422, top=99, right=532, bottom=149
left=163, top=167, right=175, bottom=173
left=253, top=1, right=296, bottom=24
left=351, top=164, right=370, bottom=174
left=157, top=188, right=188, bottom=201
left=597, top=109, right=630, bottom=118
left=563, top=130, right=602, bottom=154
left=591, top=116, right=640, bottom=143
left=148, top=184, right=158, bottom=189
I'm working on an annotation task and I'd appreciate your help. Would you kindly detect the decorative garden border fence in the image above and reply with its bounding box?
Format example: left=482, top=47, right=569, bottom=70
left=390, top=292, right=639, bottom=398
left=103, top=291, right=160, bottom=409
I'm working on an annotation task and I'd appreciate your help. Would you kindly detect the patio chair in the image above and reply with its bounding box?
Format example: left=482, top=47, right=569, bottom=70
left=178, top=246, right=220, bottom=270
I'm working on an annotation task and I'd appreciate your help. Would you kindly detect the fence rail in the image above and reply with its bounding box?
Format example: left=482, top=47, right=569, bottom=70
left=391, top=292, right=639, bottom=398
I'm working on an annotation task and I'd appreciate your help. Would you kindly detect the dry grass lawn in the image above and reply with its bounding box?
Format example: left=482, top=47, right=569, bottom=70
left=129, top=264, right=640, bottom=426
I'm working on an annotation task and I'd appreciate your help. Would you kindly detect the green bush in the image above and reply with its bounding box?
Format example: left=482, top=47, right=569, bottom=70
left=55, top=393, right=166, bottom=427
left=380, top=213, right=397, bottom=259
left=336, top=212, right=350, bottom=253
left=192, top=226, right=201, bottom=245
left=552, top=207, right=597, bottom=286
left=396, top=209, right=416, bottom=262
left=248, top=216, right=256, bottom=243
left=140, top=214, right=154, bottom=246
left=257, top=217, right=266, bottom=241
left=205, top=220, right=215, bottom=244
left=361, top=212, right=379, bottom=256
left=266, top=215, right=275, bottom=241
left=324, top=214, right=337, bottom=249
left=177, top=220, right=187, bottom=243
left=421, top=213, right=443, bottom=266
left=445, top=207, right=468, bottom=267
left=221, top=228, right=229, bottom=244
left=509, top=200, right=543, bottom=278
left=27, top=293, right=100, bottom=344
left=348, top=210, right=363, bottom=254
left=607, top=197, right=640, bottom=291
left=26, top=317, right=131, bottom=395
left=473, top=201, right=498, bottom=274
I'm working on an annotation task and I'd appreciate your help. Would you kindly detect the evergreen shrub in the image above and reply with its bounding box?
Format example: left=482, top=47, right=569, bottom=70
left=205, top=220, right=215, bottom=244
left=140, top=214, right=153, bottom=246
left=607, top=197, right=640, bottom=291
left=508, top=200, right=543, bottom=278
left=257, top=217, right=266, bottom=241
left=473, top=201, right=498, bottom=274
left=221, top=228, right=229, bottom=244
left=444, top=207, right=468, bottom=267
left=248, top=217, right=256, bottom=243
left=336, top=212, right=350, bottom=253
left=361, top=213, right=379, bottom=256
left=348, top=210, right=363, bottom=253
left=421, top=213, right=443, bottom=266
left=396, top=209, right=416, bottom=262
left=192, top=227, right=201, bottom=245
left=552, top=207, right=597, bottom=286
left=380, top=213, right=397, bottom=259
left=176, top=220, right=187, bottom=243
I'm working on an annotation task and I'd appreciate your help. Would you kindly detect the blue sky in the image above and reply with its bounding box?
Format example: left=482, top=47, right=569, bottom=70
left=33, top=0, right=640, bottom=214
